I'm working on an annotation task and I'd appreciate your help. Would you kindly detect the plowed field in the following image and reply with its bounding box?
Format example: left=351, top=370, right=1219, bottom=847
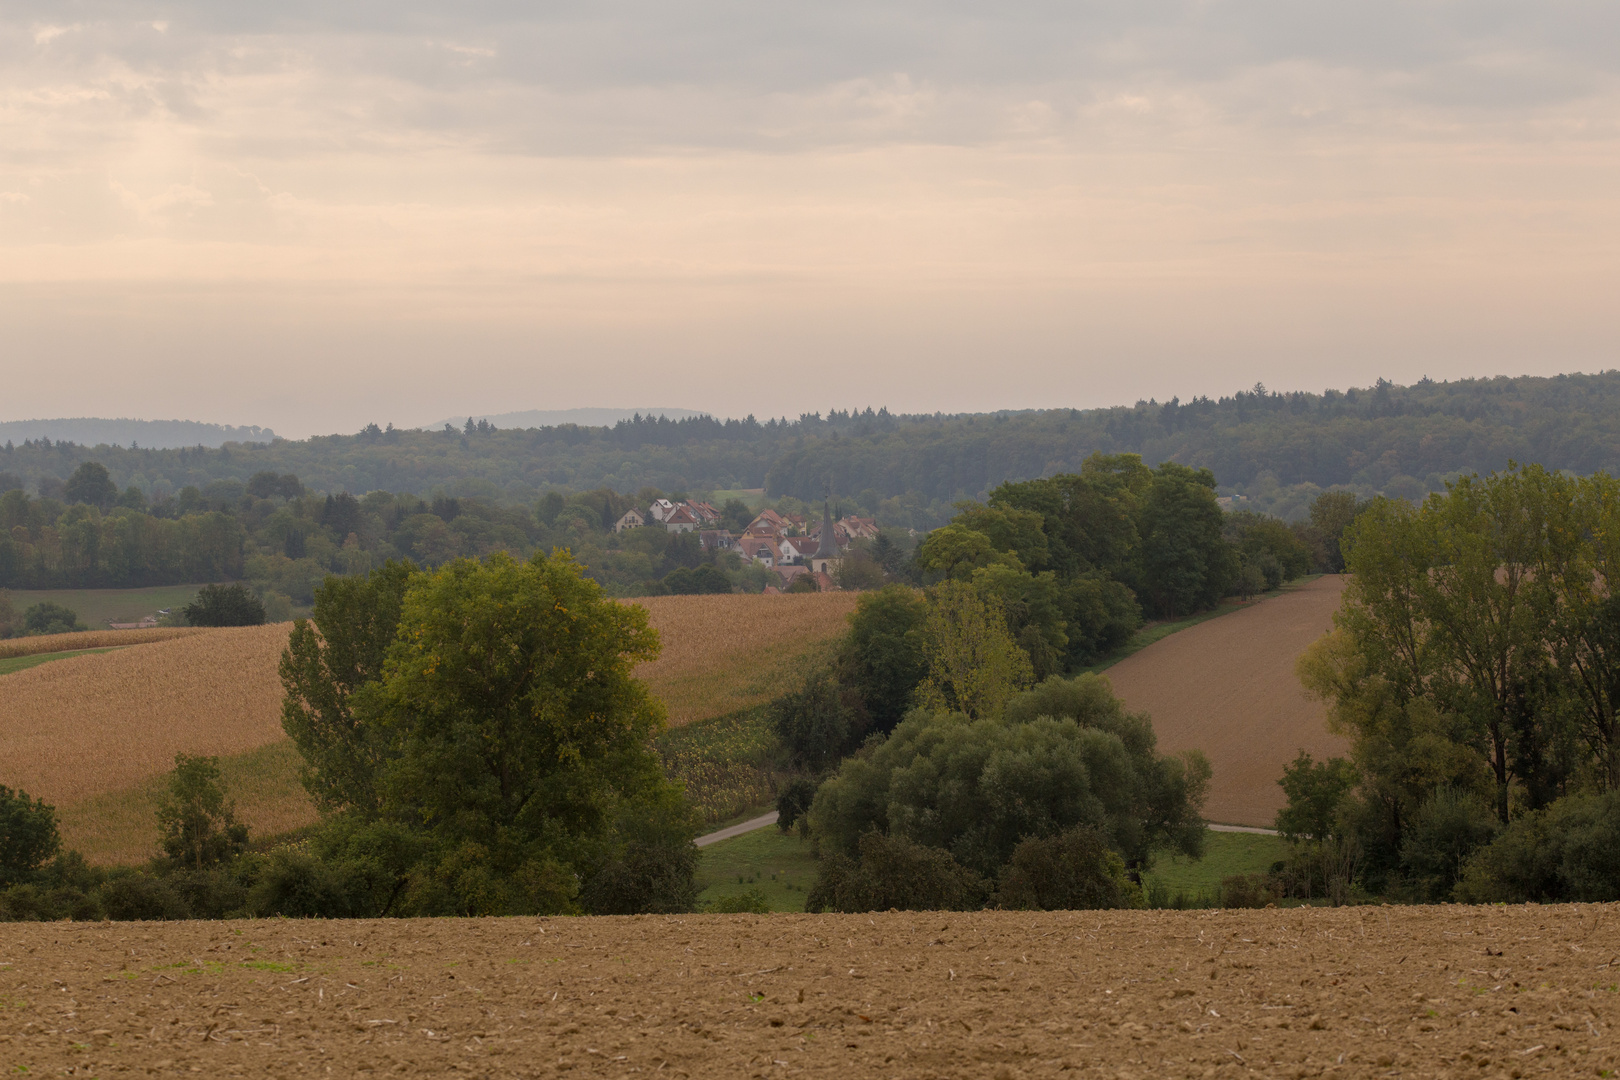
left=2, top=905, right=1613, bottom=1078
left=1106, top=576, right=1350, bottom=828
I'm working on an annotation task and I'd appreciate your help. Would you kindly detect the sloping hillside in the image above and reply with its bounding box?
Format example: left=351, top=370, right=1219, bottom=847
left=1105, top=575, right=1349, bottom=828
left=0, top=592, right=859, bottom=862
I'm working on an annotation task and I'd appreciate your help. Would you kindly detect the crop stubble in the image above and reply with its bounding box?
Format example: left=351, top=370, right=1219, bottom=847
left=1, top=905, right=1613, bottom=1078
left=1105, top=576, right=1351, bottom=828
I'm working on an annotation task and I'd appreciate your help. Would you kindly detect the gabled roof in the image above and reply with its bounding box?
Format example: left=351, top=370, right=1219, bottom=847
left=737, top=536, right=782, bottom=561
left=665, top=505, right=699, bottom=524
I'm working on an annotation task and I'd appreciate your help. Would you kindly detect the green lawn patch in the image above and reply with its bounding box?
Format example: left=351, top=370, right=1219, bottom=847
left=0, top=647, right=121, bottom=677
left=696, top=826, right=819, bottom=913
left=1144, top=830, right=1288, bottom=898
left=5, top=585, right=209, bottom=628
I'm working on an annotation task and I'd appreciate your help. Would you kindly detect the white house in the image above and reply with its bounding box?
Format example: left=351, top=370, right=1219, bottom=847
left=664, top=505, right=699, bottom=533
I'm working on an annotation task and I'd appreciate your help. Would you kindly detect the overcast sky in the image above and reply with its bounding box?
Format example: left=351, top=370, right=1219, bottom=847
left=3, top=2, right=1618, bottom=437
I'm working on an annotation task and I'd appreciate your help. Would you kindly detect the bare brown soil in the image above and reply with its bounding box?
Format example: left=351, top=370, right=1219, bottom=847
left=2, top=905, right=1613, bottom=1078
left=1106, top=576, right=1350, bottom=828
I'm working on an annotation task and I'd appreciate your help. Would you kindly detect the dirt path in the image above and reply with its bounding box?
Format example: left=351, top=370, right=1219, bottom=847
left=1, top=905, right=1611, bottom=1078
left=1106, top=576, right=1349, bottom=828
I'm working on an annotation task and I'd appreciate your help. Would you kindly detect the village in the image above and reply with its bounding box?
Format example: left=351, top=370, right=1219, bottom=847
left=613, top=497, right=879, bottom=592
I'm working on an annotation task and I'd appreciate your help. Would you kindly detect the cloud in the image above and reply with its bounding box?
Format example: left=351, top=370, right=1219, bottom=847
left=0, top=2, right=1617, bottom=434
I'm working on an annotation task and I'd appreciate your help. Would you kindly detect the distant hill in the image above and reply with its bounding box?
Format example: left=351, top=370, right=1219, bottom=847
left=421, top=408, right=707, bottom=431
left=0, top=418, right=275, bottom=450
left=7, top=372, right=1620, bottom=525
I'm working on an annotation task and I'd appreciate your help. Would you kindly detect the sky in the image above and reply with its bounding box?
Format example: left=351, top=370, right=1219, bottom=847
left=3, top=2, right=1618, bottom=438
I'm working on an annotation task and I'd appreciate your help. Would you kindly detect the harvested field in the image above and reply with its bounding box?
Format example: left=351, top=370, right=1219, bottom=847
left=0, top=626, right=203, bottom=659
left=1106, top=575, right=1350, bottom=829
left=1, top=905, right=1613, bottom=1078
left=629, top=592, right=860, bottom=726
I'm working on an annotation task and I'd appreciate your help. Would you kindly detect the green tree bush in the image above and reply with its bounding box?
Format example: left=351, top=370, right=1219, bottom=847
left=770, top=669, right=867, bottom=772
left=1399, top=787, right=1500, bottom=902
left=996, top=825, right=1142, bottom=910
left=64, top=461, right=118, bottom=509
left=1274, top=752, right=1359, bottom=843
left=183, top=583, right=267, bottom=627
left=1455, top=790, right=1620, bottom=902
left=22, top=601, right=85, bottom=635
left=833, top=585, right=929, bottom=733
left=155, top=754, right=250, bottom=869
left=285, top=551, right=699, bottom=916
left=279, top=561, right=419, bottom=814
left=0, top=786, right=61, bottom=887
left=805, top=832, right=987, bottom=913
left=807, top=679, right=1209, bottom=877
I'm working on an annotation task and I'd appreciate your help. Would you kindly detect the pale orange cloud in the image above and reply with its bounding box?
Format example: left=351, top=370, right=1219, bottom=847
left=2, top=4, right=1618, bottom=435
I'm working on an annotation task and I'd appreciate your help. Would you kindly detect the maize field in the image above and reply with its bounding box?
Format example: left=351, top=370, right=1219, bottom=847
left=0, top=591, right=860, bottom=862
left=0, top=626, right=203, bottom=659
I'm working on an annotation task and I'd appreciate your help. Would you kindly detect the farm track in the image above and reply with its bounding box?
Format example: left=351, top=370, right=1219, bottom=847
left=1, top=905, right=1612, bottom=1078
left=1106, top=576, right=1350, bottom=829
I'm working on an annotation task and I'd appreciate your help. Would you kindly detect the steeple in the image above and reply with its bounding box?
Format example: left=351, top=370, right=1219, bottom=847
left=814, top=494, right=839, bottom=559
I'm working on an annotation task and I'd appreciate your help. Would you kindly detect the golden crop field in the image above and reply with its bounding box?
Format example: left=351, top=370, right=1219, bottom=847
left=1, top=591, right=862, bottom=863
left=631, top=591, right=861, bottom=725
left=0, top=624, right=310, bottom=863
left=0, top=626, right=204, bottom=659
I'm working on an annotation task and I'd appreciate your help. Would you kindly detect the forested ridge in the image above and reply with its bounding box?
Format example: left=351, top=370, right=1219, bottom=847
left=4, top=372, right=1620, bottom=524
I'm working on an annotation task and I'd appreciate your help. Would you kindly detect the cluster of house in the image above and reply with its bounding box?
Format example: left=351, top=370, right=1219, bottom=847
left=613, top=497, right=879, bottom=592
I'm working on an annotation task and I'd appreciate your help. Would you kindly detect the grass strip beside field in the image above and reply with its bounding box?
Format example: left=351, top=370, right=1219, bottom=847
left=1079, top=574, right=1324, bottom=675
left=0, top=647, right=122, bottom=677
left=57, top=740, right=316, bottom=866
left=696, top=826, right=819, bottom=912
left=0, top=626, right=204, bottom=659
left=3, top=585, right=209, bottom=628
left=1142, top=829, right=1289, bottom=899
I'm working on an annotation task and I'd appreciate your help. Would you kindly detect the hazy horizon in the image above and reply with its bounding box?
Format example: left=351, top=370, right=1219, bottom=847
left=5, top=2, right=1618, bottom=439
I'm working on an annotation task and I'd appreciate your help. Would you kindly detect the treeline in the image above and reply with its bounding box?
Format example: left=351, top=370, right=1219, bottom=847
left=7, top=373, right=1620, bottom=523
left=0, top=463, right=810, bottom=601
left=903, top=454, right=1349, bottom=673
left=2, top=449, right=1355, bottom=619
left=1274, top=464, right=1620, bottom=905
left=2, top=552, right=1217, bottom=920
left=0, top=555, right=701, bottom=920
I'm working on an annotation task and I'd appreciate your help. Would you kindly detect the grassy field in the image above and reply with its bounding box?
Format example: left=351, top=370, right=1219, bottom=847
left=696, top=826, right=819, bottom=912
left=0, top=645, right=122, bottom=676
left=705, top=488, right=766, bottom=509
left=1142, top=829, right=1289, bottom=899
left=55, top=740, right=314, bottom=865
left=5, top=584, right=208, bottom=627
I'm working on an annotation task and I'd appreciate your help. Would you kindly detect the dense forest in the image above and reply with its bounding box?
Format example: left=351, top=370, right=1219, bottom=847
left=5, top=372, right=1620, bottom=527
left=0, top=465, right=793, bottom=605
